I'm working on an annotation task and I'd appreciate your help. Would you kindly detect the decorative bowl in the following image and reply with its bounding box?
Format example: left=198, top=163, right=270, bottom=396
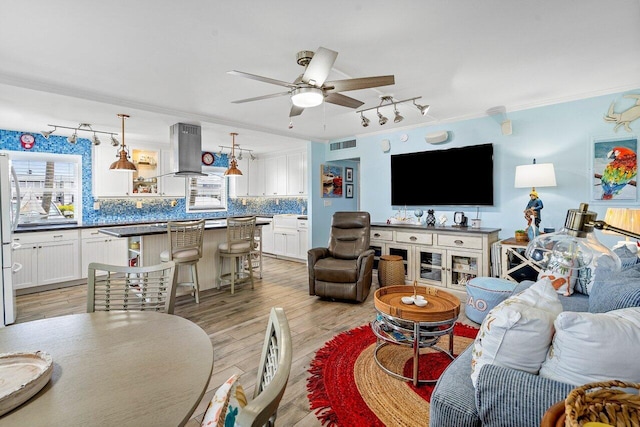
left=414, top=298, right=428, bottom=307
left=401, top=296, right=415, bottom=304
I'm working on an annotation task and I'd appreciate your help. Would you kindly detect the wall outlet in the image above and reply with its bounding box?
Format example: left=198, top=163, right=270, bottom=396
left=136, top=200, right=143, bottom=209
left=242, top=198, right=246, bottom=206
left=170, top=200, right=177, bottom=207
left=93, top=201, right=100, bottom=210
left=275, top=199, right=279, bottom=205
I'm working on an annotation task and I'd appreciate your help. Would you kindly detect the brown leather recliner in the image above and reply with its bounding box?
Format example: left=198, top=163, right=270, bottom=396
left=308, top=211, right=375, bottom=303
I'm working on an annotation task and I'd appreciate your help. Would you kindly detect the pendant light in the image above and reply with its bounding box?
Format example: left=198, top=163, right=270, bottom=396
left=224, top=132, right=242, bottom=176
left=109, top=114, right=137, bottom=171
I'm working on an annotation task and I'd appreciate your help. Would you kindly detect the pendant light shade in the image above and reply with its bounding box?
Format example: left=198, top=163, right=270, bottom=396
left=224, top=132, right=243, bottom=176
left=109, top=114, right=137, bottom=171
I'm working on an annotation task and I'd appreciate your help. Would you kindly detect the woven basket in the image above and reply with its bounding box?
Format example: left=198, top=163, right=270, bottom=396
left=378, top=255, right=405, bottom=287
left=564, top=380, right=640, bottom=426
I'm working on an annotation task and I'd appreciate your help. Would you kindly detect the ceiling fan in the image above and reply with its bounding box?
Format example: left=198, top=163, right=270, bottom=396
left=228, top=46, right=395, bottom=117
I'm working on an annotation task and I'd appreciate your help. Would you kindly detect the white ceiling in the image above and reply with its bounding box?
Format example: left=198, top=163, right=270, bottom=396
left=1, top=0, right=640, bottom=155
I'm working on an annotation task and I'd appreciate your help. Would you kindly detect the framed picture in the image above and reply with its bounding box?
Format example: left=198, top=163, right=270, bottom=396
left=346, top=184, right=354, bottom=199
left=345, top=167, right=353, bottom=183
left=321, top=164, right=343, bottom=198
left=591, top=135, right=638, bottom=202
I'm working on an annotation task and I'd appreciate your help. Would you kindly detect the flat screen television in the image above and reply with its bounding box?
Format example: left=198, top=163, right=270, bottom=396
left=391, top=143, right=494, bottom=206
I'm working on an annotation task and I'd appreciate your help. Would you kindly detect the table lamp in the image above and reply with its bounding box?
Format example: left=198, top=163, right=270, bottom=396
left=525, top=203, right=623, bottom=290
left=514, top=159, right=557, bottom=236
left=602, top=207, right=640, bottom=253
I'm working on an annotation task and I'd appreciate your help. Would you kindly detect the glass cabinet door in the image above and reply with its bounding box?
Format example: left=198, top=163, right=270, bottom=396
left=387, top=243, right=412, bottom=280
left=416, top=247, right=445, bottom=286
left=446, top=250, right=481, bottom=291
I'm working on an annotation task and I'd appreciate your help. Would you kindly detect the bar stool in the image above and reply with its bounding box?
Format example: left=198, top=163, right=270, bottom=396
left=378, top=254, right=405, bottom=287
left=217, top=216, right=256, bottom=294
left=160, top=219, right=205, bottom=303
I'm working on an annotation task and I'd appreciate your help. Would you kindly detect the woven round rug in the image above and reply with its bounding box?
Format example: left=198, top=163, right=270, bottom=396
left=307, top=322, right=478, bottom=426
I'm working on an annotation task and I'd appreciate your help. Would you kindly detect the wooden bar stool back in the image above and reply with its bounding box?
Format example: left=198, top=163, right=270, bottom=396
left=217, top=216, right=256, bottom=294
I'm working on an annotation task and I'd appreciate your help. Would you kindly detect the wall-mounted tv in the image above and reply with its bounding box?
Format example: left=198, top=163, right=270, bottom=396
left=391, top=143, right=494, bottom=206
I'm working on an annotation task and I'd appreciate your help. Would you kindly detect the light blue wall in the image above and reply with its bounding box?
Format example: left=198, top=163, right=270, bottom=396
left=310, top=89, right=640, bottom=249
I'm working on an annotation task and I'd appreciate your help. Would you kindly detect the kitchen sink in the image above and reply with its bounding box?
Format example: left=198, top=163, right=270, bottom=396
left=273, top=214, right=298, bottom=229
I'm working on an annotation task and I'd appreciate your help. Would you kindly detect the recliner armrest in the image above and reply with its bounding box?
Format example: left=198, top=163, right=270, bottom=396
left=475, top=364, right=574, bottom=427
left=356, top=249, right=375, bottom=270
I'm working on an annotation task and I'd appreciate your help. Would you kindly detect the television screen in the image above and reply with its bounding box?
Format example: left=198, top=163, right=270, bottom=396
left=391, top=143, right=494, bottom=206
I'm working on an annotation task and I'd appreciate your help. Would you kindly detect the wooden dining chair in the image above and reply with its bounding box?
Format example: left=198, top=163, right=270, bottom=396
left=87, top=261, right=177, bottom=314
left=201, top=307, right=292, bottom=427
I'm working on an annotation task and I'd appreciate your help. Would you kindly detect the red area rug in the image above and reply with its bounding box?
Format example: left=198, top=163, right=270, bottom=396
left=307, top=322, right=479, bottom=426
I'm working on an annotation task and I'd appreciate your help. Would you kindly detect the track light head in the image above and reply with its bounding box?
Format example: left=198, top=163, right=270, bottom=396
left=414, top=100, right=430, bottom=116
left=238, top=149, right=243, bottom=160
left=250, top=152, right=256, bottom=161
left=41, top=128, right=55, bottom=139
left=92, top=133, right=101, bottom=145
left=67, top=132, right=78, bottom=144
left=110, top=135, right=119, bottom=146
left=361, top=113, right=370, bottom=127
left=377, top=110, right=388, bottom=126
left=393, top=106, right=404, bottom=123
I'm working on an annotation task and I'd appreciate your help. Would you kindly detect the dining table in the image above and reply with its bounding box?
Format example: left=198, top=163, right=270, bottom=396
left=0, top=311, right=214, bottom=426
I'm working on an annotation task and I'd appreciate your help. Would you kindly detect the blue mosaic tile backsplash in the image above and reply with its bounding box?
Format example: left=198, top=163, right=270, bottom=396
left=0, top=128, right=306, bottom=225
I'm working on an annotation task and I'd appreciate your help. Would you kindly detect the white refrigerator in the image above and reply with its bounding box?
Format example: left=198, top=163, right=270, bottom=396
left=0, top=153, right=19, bottom=326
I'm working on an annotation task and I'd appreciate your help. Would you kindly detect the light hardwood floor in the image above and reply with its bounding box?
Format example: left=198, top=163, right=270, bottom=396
left=15, top=256, right=472, bottom=426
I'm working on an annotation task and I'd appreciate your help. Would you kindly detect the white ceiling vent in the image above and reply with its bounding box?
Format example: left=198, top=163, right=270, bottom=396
left=330, top=139, right=357, bottom=151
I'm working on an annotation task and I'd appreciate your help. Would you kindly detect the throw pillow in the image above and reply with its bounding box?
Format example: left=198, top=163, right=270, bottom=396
left=575, top=246, right=634, bottom=295
left=539, top=307, right=640, bottom=386
left=589, top=263, right=640, bottom=313
left=470, top=277, right=563, bottom=387
left=538, top=252, right=577, bottom=296
left=201, top=374, right=248, bottom=427
left=465, top=277, right=517, bottom=324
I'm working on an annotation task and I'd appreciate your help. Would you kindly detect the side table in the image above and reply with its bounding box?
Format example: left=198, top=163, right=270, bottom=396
left=500, top=238, right=542, bottom=282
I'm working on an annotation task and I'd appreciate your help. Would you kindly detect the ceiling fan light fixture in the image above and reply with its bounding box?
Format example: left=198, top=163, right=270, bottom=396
left=291, top=87, right=323, bottom=108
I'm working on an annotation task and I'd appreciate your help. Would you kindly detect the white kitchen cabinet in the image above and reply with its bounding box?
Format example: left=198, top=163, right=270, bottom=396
left=265, top=155, right=287, bottom=196
left=232, top=157, right=250, bottom=197
left=248, top=158, right=265, bottom=196
left=273, top=229, right=299, bottom=259
left=260, top=218, right=274, bottom=254
left=12, top=230, right=80, bottom=290
left=92, top=144, right=131, bottom=197
left=80, top=229, right=128, bottom=278
left=287, top=151, right=307, bottom=196
left=297, top=219, right=308, bottom=260
left=159, top=149, right=186, bottom=197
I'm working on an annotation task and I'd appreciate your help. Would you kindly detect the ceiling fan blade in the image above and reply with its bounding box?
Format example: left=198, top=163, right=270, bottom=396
left=290, top=105, right=304, bottom=117
left=302, top=47, right=338, bottom=87
left=227, top=70, right=296, bottom=89
left=231, top=91, right=291, bottom=104
left=324, top=75, right=395, bottom=93
left=324, top=92, right=364, bottom=109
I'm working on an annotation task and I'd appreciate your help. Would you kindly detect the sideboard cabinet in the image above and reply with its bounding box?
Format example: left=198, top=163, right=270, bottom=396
left=370, top=224, right=500, bottom=294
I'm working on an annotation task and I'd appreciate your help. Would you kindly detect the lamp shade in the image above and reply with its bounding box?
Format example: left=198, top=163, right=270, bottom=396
left=514, top=163, right=557, bottom=188
left=602, top=208, right=640, bottom=236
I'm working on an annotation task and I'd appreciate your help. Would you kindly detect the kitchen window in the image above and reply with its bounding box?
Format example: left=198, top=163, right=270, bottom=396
left=4, top=151, right=82, bottom=225
left=186, top=167, right=228, bottom=212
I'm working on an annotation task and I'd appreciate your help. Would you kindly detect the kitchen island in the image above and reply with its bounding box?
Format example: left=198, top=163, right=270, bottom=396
left=99, top=219, right=269, bottom=293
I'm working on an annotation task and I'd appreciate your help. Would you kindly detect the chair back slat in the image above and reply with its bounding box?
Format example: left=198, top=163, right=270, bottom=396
left=226, top=216, right=256, bottom=247
left=167, top=219, right=205, bottom=257
left=87, top=261, right=177, bottom=314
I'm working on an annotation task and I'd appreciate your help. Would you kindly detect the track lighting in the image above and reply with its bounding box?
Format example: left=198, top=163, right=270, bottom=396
left=238, top=149, right=243, bottom=161
left=360, top=113, right=370, bottom=127
left=393, top=106, right=404, bottom=123
left=249, top=152, right=256, bottom=161
left=356, top=96, right=428, bottom=126
left=42, top=122, right=118, bottom=145
left=413, top=99, right=430, bottom=116
left=218, top=144, right=256, bottom=163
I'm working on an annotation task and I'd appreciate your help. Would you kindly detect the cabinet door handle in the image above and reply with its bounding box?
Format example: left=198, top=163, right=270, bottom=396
left=410, top=236, right=417, bottom=241
left=454, top=239, right=464, bottom=245
left=373, top=233, right=381, bottom=238
left=53, top=234, right=64, bottom=238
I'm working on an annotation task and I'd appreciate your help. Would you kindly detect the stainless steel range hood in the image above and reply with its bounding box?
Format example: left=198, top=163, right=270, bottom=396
left=170, top=123, right=206, bottom=176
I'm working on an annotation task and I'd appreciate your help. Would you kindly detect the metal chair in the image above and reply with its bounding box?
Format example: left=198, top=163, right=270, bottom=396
left=87, top=261, right=177, bottom=314
left=235, top=307, right=292, bottom=427
left=217, top=216, right=256, bottom=294
left=160, top=219, right=205, bottom=303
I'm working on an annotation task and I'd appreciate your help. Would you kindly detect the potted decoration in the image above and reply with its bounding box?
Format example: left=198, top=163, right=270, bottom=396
left=515, top=230, right=528, bottom=242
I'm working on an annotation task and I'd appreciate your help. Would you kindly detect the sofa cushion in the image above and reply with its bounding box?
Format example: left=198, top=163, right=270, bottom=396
left=313, top=257, right=358, bottom=283
left=589, top=263, right=640, bottom=313
left=465, top=277, right=517, bottom=324
left=470, top=278, right=562, bottom=387
left=539, top=307, right=640, bottom=386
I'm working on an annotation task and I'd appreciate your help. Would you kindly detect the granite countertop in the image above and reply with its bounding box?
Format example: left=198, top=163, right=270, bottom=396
left=371, top=222, right=501, bottom=234
left=99, top=219, right=272, bottom=238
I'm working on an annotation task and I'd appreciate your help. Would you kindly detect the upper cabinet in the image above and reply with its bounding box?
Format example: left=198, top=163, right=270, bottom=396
left=228, top=150, right=306, bottom=198
left=93, top=144, right=184, bottom=198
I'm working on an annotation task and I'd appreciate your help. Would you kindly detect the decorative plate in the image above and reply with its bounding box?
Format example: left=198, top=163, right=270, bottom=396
left=0, top=351, right=53, bottom=416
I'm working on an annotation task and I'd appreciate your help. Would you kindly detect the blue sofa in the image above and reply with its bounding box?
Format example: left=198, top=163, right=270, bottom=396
left=430, top=263, right=640, bottom=427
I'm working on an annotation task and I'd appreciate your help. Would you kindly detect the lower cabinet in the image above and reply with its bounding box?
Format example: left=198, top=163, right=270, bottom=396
left=259, top=219, right=274, bottom=254
left=370, top=225, right=500, bottom=294
left=273, top=229, right=299, bottom=259
left=80, top=229, right=128, bottom=278
left=267, top=217, right=307, bottom=261
left=12, top=230, right=81, bottom=290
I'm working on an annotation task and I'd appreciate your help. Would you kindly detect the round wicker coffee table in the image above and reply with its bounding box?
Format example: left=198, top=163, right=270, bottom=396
left=371, top=285, right=461, bottom=386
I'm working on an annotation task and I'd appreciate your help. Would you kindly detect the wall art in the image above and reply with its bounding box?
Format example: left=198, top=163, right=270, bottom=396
left=321, top=164, right=343, bottom=198
left=591, top=135, right=638, bottom=202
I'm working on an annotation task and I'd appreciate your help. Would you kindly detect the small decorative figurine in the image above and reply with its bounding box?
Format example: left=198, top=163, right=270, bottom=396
left=426, top=209, right=436, bottom=227
left=438, top=214, right=448, bottom=226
